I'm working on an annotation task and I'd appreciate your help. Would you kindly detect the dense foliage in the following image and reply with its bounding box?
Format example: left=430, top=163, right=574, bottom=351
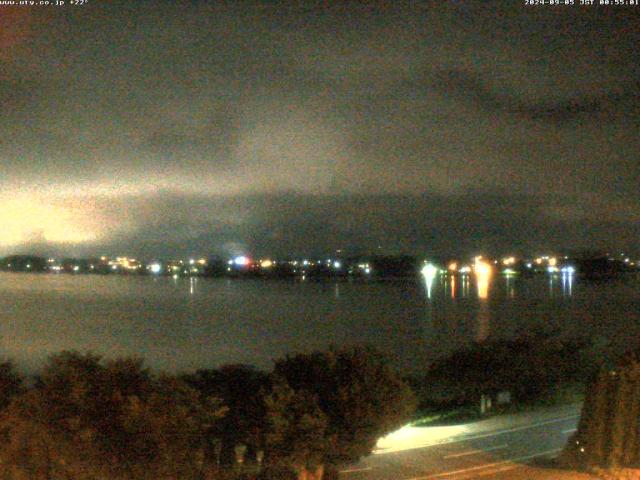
left=415, top=332, right=596, bottom=410
left=184, top=364, right=270, bottom=467
left=562, top=348, right=640, bottom=470
left=0, top=352, right=226, bottom=479
left=0, top=347, right=415, bottom=480
left=272, top=346, right=417, bottom=466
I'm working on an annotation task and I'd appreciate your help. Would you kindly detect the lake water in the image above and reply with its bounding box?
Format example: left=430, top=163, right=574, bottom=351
left=1, top=272, right=639, bottom=374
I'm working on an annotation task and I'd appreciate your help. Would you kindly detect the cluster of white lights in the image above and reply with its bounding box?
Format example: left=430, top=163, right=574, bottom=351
left=357, top=263, right=372, bottom=274
left=421, top=263, right=438, bottom=279
left=149, top=263, right=162, bottom=274
left=233, top=256, right=250, bottom=266
left=108, top=257, right=141, bottom=271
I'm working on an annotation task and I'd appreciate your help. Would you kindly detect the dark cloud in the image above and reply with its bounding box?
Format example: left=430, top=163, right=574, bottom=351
left=14, top=189, right=634, bottom=260
left=433, top=69, right=637, bottom=122
left=2, top=2, right=639, bottom=257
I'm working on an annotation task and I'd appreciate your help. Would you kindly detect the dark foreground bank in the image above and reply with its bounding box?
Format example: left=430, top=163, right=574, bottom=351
left=0, top=346, right=415, bottom=480
left=0, top=332, right=605, bottom=480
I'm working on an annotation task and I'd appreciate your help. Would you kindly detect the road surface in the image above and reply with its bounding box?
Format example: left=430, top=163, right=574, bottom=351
left=339, top=404, right=593, bottom=479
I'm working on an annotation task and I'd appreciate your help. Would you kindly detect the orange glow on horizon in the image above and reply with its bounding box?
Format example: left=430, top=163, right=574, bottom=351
left=0, top=194, right=100, bottom=247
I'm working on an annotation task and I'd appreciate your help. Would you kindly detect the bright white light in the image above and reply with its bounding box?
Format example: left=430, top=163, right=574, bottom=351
left=149, top=263, right=162, bottom=274
left=364, top=267, right=371, bottom=274
left=333, top=261, right=342, bottom=269
left=73, top=265, right=80, bottom=272
left=375, top=424, right=471, bottom=454
left=548, top=266, right=559, bottom=273
left=561, top=266, right=575, bottom=275
left=422, top=263, right=438, bottom=299
left=503, top=268, right=515, bottom=275
left=172, top=274, right=179, bottom=279
left=459, top=266, right=471, bottom=274
left=189, top=258, right=195, bottom=265
left=233, top=256, right=250, bottom=266
left=421, top=263, right=438, bottom=279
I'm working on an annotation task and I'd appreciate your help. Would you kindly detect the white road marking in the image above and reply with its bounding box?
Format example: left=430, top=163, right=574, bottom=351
left=407, top=447, right=562, bottom=479
left=475, top=465, right=519, bottom=477
left=443, top=444, right=508, bottom=459
left=340, top=467, right=373, bottom=474
left=562, top=428, right=577, bottom=434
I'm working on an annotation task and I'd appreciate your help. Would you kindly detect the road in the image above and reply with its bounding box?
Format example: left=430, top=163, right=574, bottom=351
left=339, top=404, right=592, bottom=479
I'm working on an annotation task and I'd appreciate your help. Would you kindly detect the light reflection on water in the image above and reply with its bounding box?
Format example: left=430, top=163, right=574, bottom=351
left=562, top=272, right=573, bottom=296
left=0, top=272, right=638, bottom=374
left=450, top=275, right=456, bottom=300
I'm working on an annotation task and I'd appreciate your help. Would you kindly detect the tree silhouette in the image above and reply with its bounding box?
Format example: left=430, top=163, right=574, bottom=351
left=271, top=346, right=416, bottom=475
left=0, top=351, right=226, bottom=479
left=563, top=348, right=640, bottom=470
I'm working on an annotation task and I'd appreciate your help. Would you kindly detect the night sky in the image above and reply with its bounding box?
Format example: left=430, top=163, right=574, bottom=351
left=2, top=2, right=639, bottom=259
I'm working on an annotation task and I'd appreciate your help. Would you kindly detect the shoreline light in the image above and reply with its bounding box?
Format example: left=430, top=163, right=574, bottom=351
left=421, top=263, right=438, bottom=279
left=474, top=258, right=492, bottom=299
left=421, top=263, right=438, bottom=299
left=233, top=256, right=250, bottom=266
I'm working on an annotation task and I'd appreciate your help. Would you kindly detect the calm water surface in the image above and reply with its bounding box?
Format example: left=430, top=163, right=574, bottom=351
left=1, top=272, right=639, bottom=373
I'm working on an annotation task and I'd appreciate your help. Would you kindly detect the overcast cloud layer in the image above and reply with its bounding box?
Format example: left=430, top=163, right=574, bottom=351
left=1, top=2, right=639, bottom=258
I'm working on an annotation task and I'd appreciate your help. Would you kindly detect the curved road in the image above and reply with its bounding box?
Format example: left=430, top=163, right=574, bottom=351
left=340, top=404, right=588, bottom=479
